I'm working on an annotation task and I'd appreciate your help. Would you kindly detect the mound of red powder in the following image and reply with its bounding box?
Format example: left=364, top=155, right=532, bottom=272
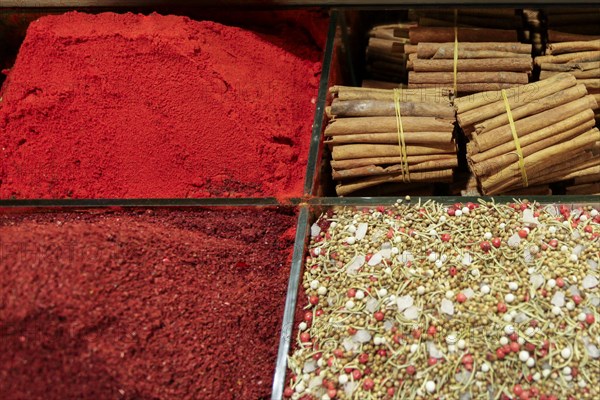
left=0, top=12, right=323, bottom=198
left=0, top=208, right=296, bottom=399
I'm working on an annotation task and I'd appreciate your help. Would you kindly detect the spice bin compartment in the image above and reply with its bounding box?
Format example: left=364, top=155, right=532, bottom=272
left=0, top=203, right=301, bottom=400
left=275, top=196, right=600, bottom=400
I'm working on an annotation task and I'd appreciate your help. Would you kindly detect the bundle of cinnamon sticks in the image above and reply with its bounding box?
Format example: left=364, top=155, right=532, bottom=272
left=325, top=86, right=457, bottom=196
left=406, top=37, right=533, bottom=94
left=456, top=72, right=600, bottom=195
left=366, top=22, right=416, bottom=83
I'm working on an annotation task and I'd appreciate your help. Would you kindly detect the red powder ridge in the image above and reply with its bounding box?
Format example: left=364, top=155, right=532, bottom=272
left=0, top=12, right=322, bottom=198
left=0, top=208, right=296, bottom=399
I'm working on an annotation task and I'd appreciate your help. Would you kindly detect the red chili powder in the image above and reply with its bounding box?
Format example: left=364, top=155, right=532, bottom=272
left=0, top=208, right=296, bottom=399
left=0, top=12, right=323, bottom=198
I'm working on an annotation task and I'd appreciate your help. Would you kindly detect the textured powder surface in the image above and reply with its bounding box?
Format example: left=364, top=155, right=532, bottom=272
left=0, top=12, right=323, bottom=198
left=0, top=208, right=296, bottom=400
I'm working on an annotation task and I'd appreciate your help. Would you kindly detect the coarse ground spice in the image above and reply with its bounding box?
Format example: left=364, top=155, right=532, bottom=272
left=0, top=12, right=323, bottom=198
left=0, top=208, right=296, bottom=399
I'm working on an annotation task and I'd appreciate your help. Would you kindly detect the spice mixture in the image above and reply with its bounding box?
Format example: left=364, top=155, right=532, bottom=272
left=0, top=208, right=296, bottom=399
left=0, top=12, right=323, bottom=198
left=287, top=199, right=599, bottom=400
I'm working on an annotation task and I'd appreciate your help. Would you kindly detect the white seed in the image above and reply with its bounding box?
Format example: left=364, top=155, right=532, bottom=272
left=481, top=363, right=490, bottom=372
left=410, top=344, right=418, bottom=353
left=417, top=286, right=425, bottom=295
left=425, top=381, right=436, bottom=393
left=508, top=282, right=519, bottom=291
left=346, top=237, right=356, bottom=245
left=499, top=337, right=509, bottom=346
left=455, top=210, right=463, bottom=217
left=566, top=301, right=575, bottom=311
left=561, top=347, right=572, bottom=359
left=549, top=226, right=557, bottom=234
left=552, top=306, right=561, bottom=315
left=299, top=322, right=307, bottom=331
left=457, top=339, right=466, bottom=349
left=310, top=280, right=320, bottom=289
left=338, top=374, right=348, bottom=384
left=439, top=216, right=446, bottom=223
left=445, top=290, right=454, bottom=299
left=384, top=267, right=392, bottom=275
left=525, top=327, right=536, bottom=337
left=504, top=325, right=515, bottom=335
left=578, top=312, right=587, bottom=321
left=345, top=300, right=355, bottom=309
left=428, top=252, right=438, bottom=262
left=447, top=344, right=456, bottom=353
left=565, top=375, right=573, bottom=382
left=518, top=337, right=525, bottom=345
left=295, top=382, right=306, bottom=393
left=355, top=290, right=365, bottom=300
left=526, top=358, right=535, bottom=368
left=499, top=223, right=506, bottom=229
left=481, top=285, right=491, bottom=294
left=446, top=334, right=456, bottom=344
left=562, top=366, right=572, bottom=375
left=391, top=247, right=399, bottom=254
left=519, top=351, right=530, bottom=362
left=533, top=372, right=541, bottom=381
left=547, top=279, right=556, bottom=289
left=435, top=260, right=443, bottom=268
left=471, top=268, right=479, bottom=277
left=503, top=314, right=513, bottom=322
left=560, top=245, right=568, bottom=252
left=461, top=207, right=470, bottom=214
left=505, top=293, right=516, bottom=303
left=484, top=232, right=492, bottom=240
left=347, top=225, right=356, bottom=233
left=591, top=209, right=598, bottom=217
left=317, top=286, right=327, bottom=295
left=429, top=229, right=437, bottom=236
left=578, top=379, right=587, bottom=388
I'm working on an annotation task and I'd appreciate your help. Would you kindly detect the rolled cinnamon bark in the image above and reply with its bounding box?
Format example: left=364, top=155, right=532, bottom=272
left=336, top=169, right=454, bottom=196
left=409, top=27, right=517, bottom=44
left=332, top=158, right=458, bottom=180
left=361, top=80, right=403, bottom=90
left=535, top=51, right=600, bottom=65
left=579, top=79, right=600, bottom=90
left=456, top=73, right=576, bottom=126
left=368, top=37, right=406, bottom=54
left=330, top=86, right=452, bottom=102
left=548, top=30, right=600, bottom=42
left=326, top=131, right=453, bottom=145
left=409, top=71, right=528, bottom=84
left=469, top=109, right=596, bottom=163
left=409, top=82, right=522, bottom=92
left=539, top=61, right=599, bottom=71
left=331, top=154, right=453, bottom=170
left=332, top=143, right=456, bottom=160
left=540, top=69, right=600, bottom=79
left=566, top=183, right=600, bottom=195
left=325, top=116, right=455, bottom=135
left=417, top=42, right=531, bottom=59
left=547, top=39, right=600, bottom=55
left=473, top=95, right=598, bottom=153
left=473, top=84, right=588, bottom=134
left=412, top=58, right=532, bottom=72
left=328, top=99, right=455, bottom=118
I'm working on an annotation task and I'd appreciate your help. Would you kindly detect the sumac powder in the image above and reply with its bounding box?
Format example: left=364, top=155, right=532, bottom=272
left=0, top=208, right=296, bottom=399
left=0, top=12, right=323, bottom=198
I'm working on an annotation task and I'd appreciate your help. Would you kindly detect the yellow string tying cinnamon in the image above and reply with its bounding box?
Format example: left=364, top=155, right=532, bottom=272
left=393, top=88, right=410, bottom=182
left=453, top=10, right=459, bottom=96
left=501, top=89, right=529, bottom=187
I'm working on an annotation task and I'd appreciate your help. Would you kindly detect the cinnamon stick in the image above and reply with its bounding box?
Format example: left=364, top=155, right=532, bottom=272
left=409, top=71, right=528, bottom=85
left=547, top=40, right=600, bottom=55
left=331, top=143, right=456, bottom=160
left=332, top=158, right=458, bottom=180
left=326, top=131, right=453, bottom=145
left=328, top=99, right=455, bottom=118
left=535, top=51, right=600, bottom=65
left=409, top=27, right=517, bottom=44
left=330, top=154, right=453, bottom=170
left=412, top=58, right=532, bottom=72
left=325, top=116, right=455, bottom=135
left=548, top=30, right=600, bottom=42
left=539, top=61, right=599, bottom=72
left=540, top=69, right=600, bottom=80
left=566, top=183, right=600, bottom=195
left=409, top=83, right=523, bottom=92
left=330, top=86, right=452, bottom=102
left=336, top=169, right=454, bottom=196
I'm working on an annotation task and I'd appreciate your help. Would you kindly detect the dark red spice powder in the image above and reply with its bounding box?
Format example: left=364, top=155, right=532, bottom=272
left=0, top=12, right=323, bottom=198
left=0, top=208, right=296, bottom=399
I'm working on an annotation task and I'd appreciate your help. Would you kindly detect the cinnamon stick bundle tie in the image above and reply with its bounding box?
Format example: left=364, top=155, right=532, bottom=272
left=501, top=89, right=529, bottom=187
left=393, top=88, right=410, bottom=182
